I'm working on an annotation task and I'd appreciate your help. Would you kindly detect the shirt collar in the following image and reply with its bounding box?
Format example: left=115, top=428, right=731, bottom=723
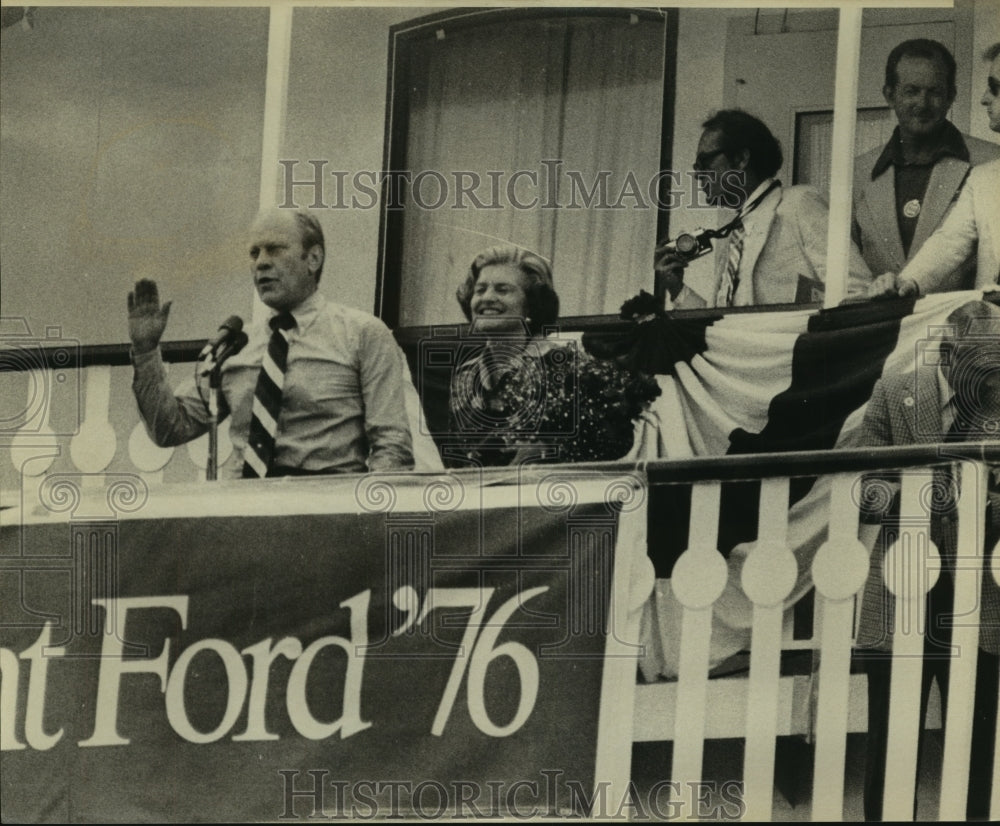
left=719, top=178, right=779, bottom=227
left=870, top=121, right=970, bottom=179
left=738, top=177, right=777, bottom=219
left=268, top=289, right=325, bottom=334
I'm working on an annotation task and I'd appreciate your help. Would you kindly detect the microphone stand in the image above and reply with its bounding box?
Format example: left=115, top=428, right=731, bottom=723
left=206, top=355, right=223, bottom=481
left=199, top=332, right=248, bottom=481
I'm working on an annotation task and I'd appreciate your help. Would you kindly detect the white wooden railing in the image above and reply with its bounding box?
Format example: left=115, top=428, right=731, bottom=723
left=631, top=448, right=998, bottom=822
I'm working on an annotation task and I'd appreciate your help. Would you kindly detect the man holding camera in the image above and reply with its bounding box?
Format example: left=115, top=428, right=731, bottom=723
left=655, top=109, right=871, bottom=309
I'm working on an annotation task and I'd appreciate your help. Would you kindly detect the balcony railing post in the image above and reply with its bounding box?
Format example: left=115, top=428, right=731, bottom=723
left=939, top=459, right=990, bottom=820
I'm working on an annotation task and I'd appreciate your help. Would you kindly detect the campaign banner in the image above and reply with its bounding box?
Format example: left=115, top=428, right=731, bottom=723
left=0, top=473, right=645, bottom=822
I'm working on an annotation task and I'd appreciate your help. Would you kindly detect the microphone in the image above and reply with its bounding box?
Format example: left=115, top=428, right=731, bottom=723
left=198, top=315, right=244, bottom=359
left=198, top=330, right=248, bottom=378
left=213, top=330, right=248, bottom=365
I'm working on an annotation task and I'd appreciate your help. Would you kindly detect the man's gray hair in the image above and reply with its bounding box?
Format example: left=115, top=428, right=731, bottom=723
left=291, top=209, right=325, bottom=282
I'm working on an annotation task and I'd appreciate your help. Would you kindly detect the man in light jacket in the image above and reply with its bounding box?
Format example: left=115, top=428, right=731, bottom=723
left=869, top=43, right=1000, bottom=298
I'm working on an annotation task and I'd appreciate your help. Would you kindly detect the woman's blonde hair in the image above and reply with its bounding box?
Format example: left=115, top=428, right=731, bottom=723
left=455, top=246, right=559, bottom=335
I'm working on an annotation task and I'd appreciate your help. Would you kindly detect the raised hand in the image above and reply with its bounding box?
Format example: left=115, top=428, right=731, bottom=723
left=127, top=279, right=172, bottom=354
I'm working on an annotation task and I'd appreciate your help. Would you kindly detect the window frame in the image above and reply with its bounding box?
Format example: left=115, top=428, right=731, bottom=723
left=792, top=105, right=894, bottom=189
left=374, top=6, right=680, bottom=329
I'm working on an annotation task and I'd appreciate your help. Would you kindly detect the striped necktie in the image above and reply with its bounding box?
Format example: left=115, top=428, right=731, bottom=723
left=242, top=311, right=296, bottom=478
left=716, top=219, right=745, bottom=307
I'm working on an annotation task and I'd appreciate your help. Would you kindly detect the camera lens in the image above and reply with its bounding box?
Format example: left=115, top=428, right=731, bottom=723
left=675, top=233, right=699, bottom=255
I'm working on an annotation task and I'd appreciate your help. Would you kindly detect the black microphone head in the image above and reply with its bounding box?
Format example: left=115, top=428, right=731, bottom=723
left=229, top=330, right=249, bottom=355
left=213, top=330, right=249, bottom=366
left=200, top=314, right=245, bottom=360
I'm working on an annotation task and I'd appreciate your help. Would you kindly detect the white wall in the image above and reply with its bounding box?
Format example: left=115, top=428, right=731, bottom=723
left=283, top=6, right=416, bottom=315
left=0, top=6, right=427, bottom=348
left=0, top=6, right=269, bottom=346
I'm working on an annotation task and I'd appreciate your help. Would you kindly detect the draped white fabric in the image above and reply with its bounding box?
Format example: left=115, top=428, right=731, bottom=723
left=398, top=15, right=667, bottom=327
left=630, top=291, right=990, bottom=681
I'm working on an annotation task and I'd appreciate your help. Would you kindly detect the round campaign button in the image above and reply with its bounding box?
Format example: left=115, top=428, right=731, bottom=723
left=903, top=198, right=921, bottom=219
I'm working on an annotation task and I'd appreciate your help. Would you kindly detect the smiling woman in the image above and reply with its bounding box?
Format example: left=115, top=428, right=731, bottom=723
left=456, top=247, right=559, bottom=339
left=443, top=246, right=660, bottom=468
left=446, top=246, right=561, bottom=466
